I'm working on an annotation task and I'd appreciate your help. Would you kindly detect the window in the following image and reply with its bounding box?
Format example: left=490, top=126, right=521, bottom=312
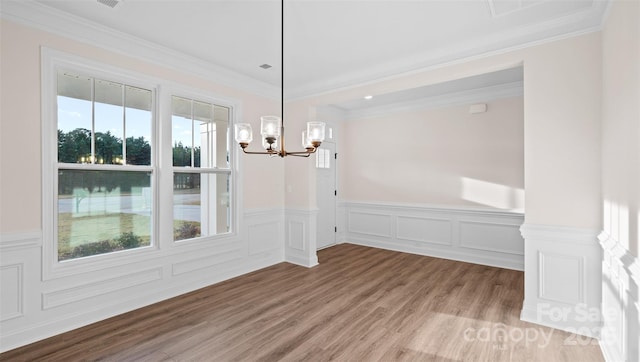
left=44, top=50, right=238, bottom=273
left=55, top=71, right=154, bottom=261
left=316, top=148, right=331, bottom=169
left=171, top=96, right=231, bottom=241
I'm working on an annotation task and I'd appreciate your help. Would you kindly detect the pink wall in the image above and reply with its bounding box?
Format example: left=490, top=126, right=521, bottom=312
left=342, top=97, right=524, bottom=210
left=602, top=0, right=640, bottom=257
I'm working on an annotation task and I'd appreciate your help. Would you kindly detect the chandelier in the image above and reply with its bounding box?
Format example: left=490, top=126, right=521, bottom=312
left=233, top=0, right=325, bottom=158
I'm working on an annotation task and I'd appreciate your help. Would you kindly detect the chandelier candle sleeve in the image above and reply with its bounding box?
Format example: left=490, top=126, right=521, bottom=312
left=307, top=122, right=325, bottom=146
left=302, top=130, right=314, bottom=150
left=260, top=116, right=281, bottom=138
left=235, top=123, right=253, bottom=146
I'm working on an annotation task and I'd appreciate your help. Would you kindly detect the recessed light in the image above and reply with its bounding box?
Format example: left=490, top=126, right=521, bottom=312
left=364, top=95, right=373, bottom=100
left=259, top=64, right=272, bottom=69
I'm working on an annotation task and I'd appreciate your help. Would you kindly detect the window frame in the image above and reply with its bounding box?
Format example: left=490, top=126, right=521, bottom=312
left=42, top=48, right=242, bottom=280
left=168, top=94, right=234, bottom=243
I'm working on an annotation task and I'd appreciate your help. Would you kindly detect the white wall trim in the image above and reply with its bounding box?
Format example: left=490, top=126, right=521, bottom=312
left=520, top=223, right=602, bottom=338
left=599, top=231, right=640, bottom=282
left=341, top=201, right=524, bottom=271
left=521, top=224, right=601, bottom=245
left=284, top=208, right=319, bottom=268
left=598, top=231, right=639, bottom=362
left=42, top=267, right=163, bottom=310
left=0, top=231, right=43, bottom=250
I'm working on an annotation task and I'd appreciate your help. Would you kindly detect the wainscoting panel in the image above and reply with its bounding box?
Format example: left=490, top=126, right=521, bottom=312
left=538, top=252, right=583, bottom=305
left=248, top=223, right=281, bottom=255
left=0, top=264, right=23, bottom=321
left=396, top=216, right=452, bottom=246
left=599, top=231, right=640, bottom=362
left=341, top=202, right=524, bottom=270
left=43, top=267, right=163, bottom=310
left=459, top=220, right=523, bottom=255
left=287, top=221, right=306, bottom=251
left=520, top=224, right=602, bottom=338
left=0, top=231, right=41, bottom=327
left=171, top=247, right=243, bottom=276
left=284, top=209, right=318, bottom=268
left=348, top=212, right=393, bottom=238
left=0, top=209, right=286, bottom=353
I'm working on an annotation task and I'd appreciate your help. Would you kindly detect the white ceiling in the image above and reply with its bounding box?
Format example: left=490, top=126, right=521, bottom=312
left=3, top=0, right=609, bottom=100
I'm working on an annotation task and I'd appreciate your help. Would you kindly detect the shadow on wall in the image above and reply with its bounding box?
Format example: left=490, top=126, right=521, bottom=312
left=461, top=177, right=524, bottom=212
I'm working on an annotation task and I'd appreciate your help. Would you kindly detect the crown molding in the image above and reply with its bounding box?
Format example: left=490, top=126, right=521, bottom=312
left=0, top=0, right=280, bottom=100
left=1, top=0, right=609, bottom=102
left=286, top=0, right=609, bottom=100
left=342, top=81, right=523, bottom=121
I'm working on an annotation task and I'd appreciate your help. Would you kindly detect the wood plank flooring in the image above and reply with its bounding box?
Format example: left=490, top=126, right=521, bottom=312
left=1, top=244, right=604, bottom=361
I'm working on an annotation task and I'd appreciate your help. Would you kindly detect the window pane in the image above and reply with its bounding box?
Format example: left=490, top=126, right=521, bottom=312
left=214, top=105, right=230, bottom=169
left=171, top=96, right=229, bottom=169
left=172, top=96, right=193, bottom=167
left=57, top=71, right=92, bottom=163
left=195, top=114, right=212, bottom=168
left=125, top=86, right=152, bottom=165
left=95, top=79, right=124, bottom=165
left=57, top=169, right=152, bottom=261
left=173, top=172, right=230, bottom=241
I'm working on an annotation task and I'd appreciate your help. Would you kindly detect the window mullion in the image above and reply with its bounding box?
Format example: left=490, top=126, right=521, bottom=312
left=91, top=78, right=96, bottom=164
left=191, top=100, right=195, bottom=168
left=122, top=84, right=127, bottom=165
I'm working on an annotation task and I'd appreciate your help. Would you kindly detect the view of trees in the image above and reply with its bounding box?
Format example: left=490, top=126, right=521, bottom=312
left=57, top=127, right=201, bottom=195
left=172, top=141, right=201, bottom=167
left=58, top=128, right=151, bottom=165
left=58, top=128, right=202, bottom=168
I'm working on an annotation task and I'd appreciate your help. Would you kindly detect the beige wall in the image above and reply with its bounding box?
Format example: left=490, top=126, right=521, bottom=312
left=0, top=20, right=283, bottom=233
left=342, top=97, right=524, bottom=210
left=602, top=0, right=640, bottom=257
left=287, top=31, right=602, bottom=230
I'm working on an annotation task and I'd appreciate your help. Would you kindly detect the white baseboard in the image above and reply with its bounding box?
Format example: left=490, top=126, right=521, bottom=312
left=340, top=201, right=524, bottom=270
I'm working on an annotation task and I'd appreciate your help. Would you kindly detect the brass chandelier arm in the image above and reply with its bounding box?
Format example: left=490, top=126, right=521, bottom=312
left=286, top=148, right=318, bottom=155
left=240, top=148, right=317, bottom=157
left=240, top=149, right=279, bottom=155
left=288, top=153, right=312, bottom=158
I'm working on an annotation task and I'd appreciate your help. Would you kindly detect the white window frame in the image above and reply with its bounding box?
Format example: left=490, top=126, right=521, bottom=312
left=41, top=48, right=241, bottom=279
left=159, top=87, right=240, bottom=247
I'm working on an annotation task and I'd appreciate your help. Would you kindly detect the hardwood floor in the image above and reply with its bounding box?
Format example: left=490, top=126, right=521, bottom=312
left=1, top=244, right=603, bottom=361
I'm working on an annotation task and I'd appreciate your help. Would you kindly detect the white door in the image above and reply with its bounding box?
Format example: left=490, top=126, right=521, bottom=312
left=316, top=142, right=336, bottom=249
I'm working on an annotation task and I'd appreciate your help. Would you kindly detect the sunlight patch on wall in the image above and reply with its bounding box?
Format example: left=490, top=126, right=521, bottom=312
left=604, top=198, right=632, bottom=250
left=461, top=177, right=524, bottom=211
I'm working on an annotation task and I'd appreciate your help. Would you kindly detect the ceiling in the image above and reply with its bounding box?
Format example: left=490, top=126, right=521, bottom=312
left=3, top=0, right=609, bottom=100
